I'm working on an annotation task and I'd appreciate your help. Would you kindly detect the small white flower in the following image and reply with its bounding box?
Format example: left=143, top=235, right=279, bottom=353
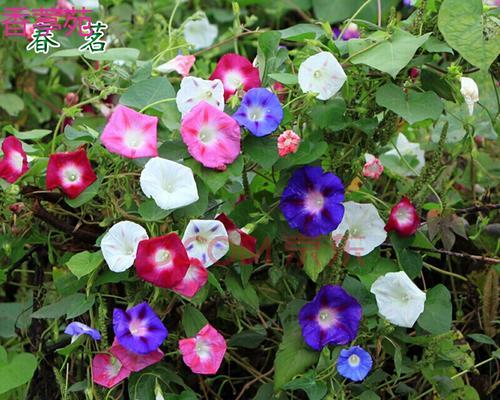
left=331, top=202, right=387, bottom=257
left=101, top=221, right=149, bottom=272
left=298, top=52, right=347, bottom=100
left=383, top=133, right=425, bottom=177
left=140, top=157, right=199, bottom=210
left=183, top=16, right=218, bottom=50
left=370, top=271, right=426, bottom=328
left=176, top=76, right=225, bottom=116
left=460, top=77, right=479, bottom=116
left=182, top=219, right=229, bottom=267
left=71, top=0, right=100, bottom=9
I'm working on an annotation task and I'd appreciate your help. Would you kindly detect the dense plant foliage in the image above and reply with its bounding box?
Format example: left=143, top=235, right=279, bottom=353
left=0, top=0, right=499, bottom=399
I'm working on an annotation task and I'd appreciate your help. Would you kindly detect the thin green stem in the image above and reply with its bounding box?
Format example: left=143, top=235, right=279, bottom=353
left=139, top=97, right=176, bottom=113
left=340, top=0, right=374, bottom=39
left=423, top=261, right=468, bottom=282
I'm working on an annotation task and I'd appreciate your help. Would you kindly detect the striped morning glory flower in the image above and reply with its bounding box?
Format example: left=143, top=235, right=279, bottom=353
left=298, top=285, right=362, bottom=351
left=176, top=77, right=225, bottom=116
left=113, top=302, right=168, bottom=354
left=64, top=322, right=101, bottom=342
left=336, top=346, right=373, bottom=381
left=232, top=88, right=283, bottom=137
left=182, top=219, right=229, bottom=268
left=280, top=166, right=345, bottom=237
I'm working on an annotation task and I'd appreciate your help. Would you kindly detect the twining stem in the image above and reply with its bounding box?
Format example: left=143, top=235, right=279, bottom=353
left=339, top=0, right=374, bottom=39
left=139, top=97, right=176, bottom=113
left=423, top=261, right=468, bottom=282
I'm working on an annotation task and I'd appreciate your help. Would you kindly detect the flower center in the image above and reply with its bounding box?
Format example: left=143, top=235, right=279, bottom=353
left=313, top=70, right=322, bottom=79
left=163, top=182, right=175, bottom=193
left=225, top=71, right=243, bottom=91
left=348, top=354, right=361, bottom=367
left=304, top=191, right=325, bottom=213
left=395, top=207, right=411, bottom=225
left=195, top=234, right=208, bottom=244
left=199, top=125, right=217, bottom=144
left=203, top=90, right=213, bottom=99
left=107, top=357, right=123, bottom=378
left=129, top=319, right=148, bottom=336
left=195, top=339, right=211, bottom=359
left=155, top=249, right=172, bottom=266
left=62, top=166, right=81, bottom=184
left=247, top=106, right=265, bottom=121
left=317, top=308, right=336, bottom=329
left=10, top=151, right=24, bottom=171
left=124, top=129, right=144, bottom=149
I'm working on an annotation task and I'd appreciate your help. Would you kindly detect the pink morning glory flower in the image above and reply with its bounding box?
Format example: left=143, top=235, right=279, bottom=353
left=46, top=148, right=97, bottom=199
left=155, top=54, right=196, bottom=77
left=179, top=324, right=227, bottom=375
left=363, top=153, right=384, bottom=180
left=385, top=197, right=420, bottom=236
left=135, top=233, right=191, bottom=289
left=101, top=105, right=158, bottom=159
left=0, top=136, right=29, bottom=183
left=171, top=258, right=208, bottom=298
left=109, top=339, right=164, bottom=372
left=210, top=53, right=261, bottom=100
left=180, top=101, right=241, bottom=171
left=277, top=130, right=301, bottom=157
left=92, top=353, right=131, bottom=388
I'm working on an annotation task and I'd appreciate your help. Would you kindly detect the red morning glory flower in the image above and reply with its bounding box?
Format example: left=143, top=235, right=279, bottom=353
left=210, top=53, right=261, bottom=100
left=0, top=136, right=29, bottom=183
left=171, top=258, right=208, bottom=298
left=216, top=213, right=256, bottom=264
left=110, top=339, right=164, bottom=372
left=46, top=148, right=97, bottom=199
left=385, top=197, right=420, bottom=237
left=135, top=233, right=190, bottom=289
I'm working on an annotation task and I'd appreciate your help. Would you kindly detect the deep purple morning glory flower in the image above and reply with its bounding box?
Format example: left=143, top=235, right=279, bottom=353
left=113, top=302, right=168, bottom=355
left=336, top=346, right=373, bottom=381
left=64, top=322, right=101, bottom=342
left=232, top=88, right=283, bottom=137
left=333, top=23, right=360, bottom=41
left=298, top=285, right=362, bottom=351
left=280, top=165, right=345, bottom=237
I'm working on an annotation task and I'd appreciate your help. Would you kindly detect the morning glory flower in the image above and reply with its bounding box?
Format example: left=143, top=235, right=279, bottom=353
left=280, top=166, right=345, bottom=237
left=71, top=0, right=100, bottom=9
left=100, top=105, right=159, bottom=159
left=298, top=52, right=347, bottom=101
left=277, top=130, right=301, bottom=157
left=336, top=346, right=373, bottom=381
left=460, top=77, right=479, bottom=115
left=180, top=102, right=241, bottom=170
left=110, top=339, right=164, bottom=372
left=135, top=233, right=190, bottom=289
left=210, top=53, right=261, bottom=100
left=179, top=324, right=227, bottom=375
left=101, top=221, right=149, bottom=273
left=171, top=258, right=209, bottom=298
left=216, top=213, right=257, bottom=264
left=0, top=136, right=29, bottom=183
left=140, top=157, right=199, bottom=210
left=113, top=302, right=168, bottom=354
left=299, top=285, right=362, bottom=351
left=331, top=201, right=387, bottom=257
left=385, top=197, right=420, bottom=237
left=232, top=88, right=284, bottom=137
left=156, top=54, right=196, bottom=77
left=333, top=23, right=360, bottom=41
left=46, top=148, right=97, bottom=199
left=403, top=0, right=417, bottom=6
left=176, top=76, right=225, bottom=116
left=92, top=353, right=131, bottom=388
left=370, top=271, right=426, bottom=328
left=383, top=133, right=425, bottom=176
left=363, top=153, right=384, bottom=180
left=64, top=322, right=101, bottom=342
left=183, top=15, right=218, bottom=50
left=182, top=219, right=229, bottom=268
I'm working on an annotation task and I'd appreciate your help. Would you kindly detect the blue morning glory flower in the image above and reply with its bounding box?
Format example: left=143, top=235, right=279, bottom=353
left=280, top=165, right=345, bottom=237
left=113, top=302, right=168, bottom=354
left=298, top=285, right=362, bottom=351
left=64, top=322, right=101, bottom=342
left=232, top=88, right=283, bottom=137
left=336, top=346, right=373, bottom=381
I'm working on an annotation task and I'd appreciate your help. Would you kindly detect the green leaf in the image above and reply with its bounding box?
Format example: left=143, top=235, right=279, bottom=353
left=31, top=293, right=94, bottom=319
left=418, top=284, right=452, bottom=334
left=299, top=235, right=333, bottom=282
left=49, top=48, right=82, bottom=58
left=56, top=335, right=85, bottom=356
left=274, top=140, right=327, bottom=170
left=348, top=29, right=431, bottom=78
left=467, top=333, right=497, bottom=347
left=119, top=77, right=175, bottom=111
left=244, top=135, right=279, bottom=170
left=84, top=47, right=140, bottom=62
left=390, top=232, right=422, bottom=279
left=158, top=139, right=190, bottom=161
left=421, top=68, right=455, bottom=101
left=12, top=129, right=51, bottom=140
left=438, top=0, right=500, bottom=71
left=65, top=177, right=102, bottom=208
left=283, top=372, right=328, bottom=400
left=225, top=271, right=259, bottom=314
left=268, top=73, right=298, bottom=85
left=0, top=351, right=37, bottom=394
left=0, top=94, right=24, bottom=116
left=186, top=156, right=243, bottom=193
left=312, top=0, right=400, bottom=23
left=207, top=271, right=224, bottom=295
left=138, top=199, right=171, bottom=221
left=311, top=98, right=348, bottom=130
left=182, top=305, right=208, bottom=337
left=421, top=36, right=454, bottom=54
left=376, top=83, right=443, bottom=124
left=66, top=250, right=103, bottom=279
left=228, top=325, right=267, bottom=349
left=279, top=24, right=325, bottom=41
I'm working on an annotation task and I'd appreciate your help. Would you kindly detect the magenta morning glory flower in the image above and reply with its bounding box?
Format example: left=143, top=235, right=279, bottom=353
left=299, top=285, right=362, bottom=351
left=280, top=166, right=345, bottom=237
left=232, top=88, right=283, bottom=137
left=336, top=346, right=373, bottom=381
left=113, top=302, right=168, bottom=354
left=64, top=322, right=101, bottom=342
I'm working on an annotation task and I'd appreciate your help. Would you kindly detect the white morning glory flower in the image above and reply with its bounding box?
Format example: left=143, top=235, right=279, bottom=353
left=176, top=76, right=225, bottom=116
left=182, top=219, right=229, bottom=268
left=370, top=271, right=426, bottom=328
left=183, top=16, right=218, bottom=50
left=71, top=0, right=100, bottom=9
left=298, top=52, right=347, bottom=100
left=383, top=133, right=425, bottom=177
left=101, top=221, right=149, bottom=272
left=460, top=77, right=479, bottom=116
left=140, top=157, right=199, bottom=210
left=331, top=201, right=387, bottom=257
